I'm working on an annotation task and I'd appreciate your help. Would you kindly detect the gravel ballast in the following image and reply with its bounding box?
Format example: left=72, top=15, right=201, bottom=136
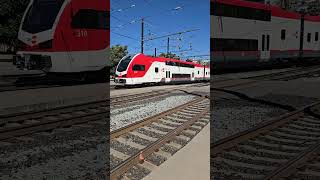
left=111, top=94, right=196, bottom=131
left=0, top=121, right=107, bottom=179
left=212, top=98, right=288, bottom=142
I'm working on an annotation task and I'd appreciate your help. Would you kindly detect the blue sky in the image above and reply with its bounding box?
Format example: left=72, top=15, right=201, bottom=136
left=110, top=0, right=210, bottom=61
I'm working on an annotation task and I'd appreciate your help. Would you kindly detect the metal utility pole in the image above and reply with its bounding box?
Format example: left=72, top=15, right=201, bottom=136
left=167, top=37, right=170, bottom=55
left=141, top=18, right=144, bottom=54
left=154, top=48, right=157, bottom=57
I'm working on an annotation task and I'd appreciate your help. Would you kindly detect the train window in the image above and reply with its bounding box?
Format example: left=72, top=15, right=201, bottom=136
left=132, top=64, right=145, bottom=71
left=212, top=38, right=258, bottom=51
left=315, top=32, right=319, bottom=41
left=267, top=35, right=270, bottom=50
left=172, top=74, right=190, bottom=78
left=211, top=2, right=271, bottom=21
left=72, top=9, right=109, bottom=29
left=198, top=71, right=200, bottom=74
left=307, top=33, right=311, bottom=42
left=117, top=55, right=132, bottom=72
left=281, top=30, right=286, bottom=40
left=262, top=35, right=265, bottom=51
left=22, top=0, right=65, bottom=33
left=155, top=67, right=159, bottom=73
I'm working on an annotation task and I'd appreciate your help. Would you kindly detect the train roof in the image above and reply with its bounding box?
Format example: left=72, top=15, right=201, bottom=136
left=212, top=0, right=320, bottom=21
left=213, top=0, right=269, bottom=11
left=304, top=15, right=320, bottom=22
left=135, top=54, right=209, bottom=68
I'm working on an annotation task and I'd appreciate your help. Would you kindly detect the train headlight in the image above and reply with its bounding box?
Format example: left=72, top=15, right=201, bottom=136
left=119, top=79, right=126, bottom=83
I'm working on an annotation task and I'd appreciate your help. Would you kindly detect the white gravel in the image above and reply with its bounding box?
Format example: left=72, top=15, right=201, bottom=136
left=0, top=136, right=106, bottom=180
left=212, top=99, right=288, bottom=142
left=110, top=95, right=196, bottom=131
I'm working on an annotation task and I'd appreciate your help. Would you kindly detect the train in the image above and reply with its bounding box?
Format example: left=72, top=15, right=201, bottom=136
left=114, top=53, right=210, bottom=86
left=211, top=0, right=320, bottom=70
left=13, top=0, right=109, bottom=82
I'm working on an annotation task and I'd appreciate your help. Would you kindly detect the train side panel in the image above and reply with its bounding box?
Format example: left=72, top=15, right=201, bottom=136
left=270, top=15, right=301, bottom=61
left=115, top=54, right=210, bottom=85
left=211, top=0, right=320, bottom=71
left=303, top=17, right=320, bottom=59
left=211, top=0, right=272, bottom=69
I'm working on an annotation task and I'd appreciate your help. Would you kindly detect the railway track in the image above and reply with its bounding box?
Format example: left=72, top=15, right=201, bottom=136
left=0, top=74, right=111, bottom=92
left=211, top=102, right=320, bottom=179
left=278, top=144, right=320, bottom=179
left=0, top=100, right=108, bottom=141
left=0, top=83, right=207, bottom=141
left=244, top=65, right=320, bottom=81
left=110, top=96, right=210, bottom=180
left=111, top=82, right=209, bottom=107
left=111, top=90, right=175, bottom=107
left=111, top=81, right=209, bottom=90
left=210, top=66, right=320, bottom=92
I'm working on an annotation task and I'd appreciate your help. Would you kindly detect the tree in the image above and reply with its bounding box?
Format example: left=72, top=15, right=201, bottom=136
left=158, top=52, right=180, bottom=60
left=110, top=45, right=128, bottom=75
left=0, top=0, right=29, bottom=52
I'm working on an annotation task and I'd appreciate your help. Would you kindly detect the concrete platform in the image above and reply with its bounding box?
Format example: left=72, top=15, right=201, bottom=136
left=143, top=123, right=210, bottom=180
left=0, top=83, right=108, bottom=115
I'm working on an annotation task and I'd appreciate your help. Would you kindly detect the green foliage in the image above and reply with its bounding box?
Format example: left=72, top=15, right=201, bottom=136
left=110, top=45, right=128, bottom=75
left=0, top=0, right=29, bottom=51
left=158, top=52, right=180, bottom=60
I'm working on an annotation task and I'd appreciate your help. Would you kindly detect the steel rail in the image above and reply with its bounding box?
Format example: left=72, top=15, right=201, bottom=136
left=110, top=99, right=209, bottom=179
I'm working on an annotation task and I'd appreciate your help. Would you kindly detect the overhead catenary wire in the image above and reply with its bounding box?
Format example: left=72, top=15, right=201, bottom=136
left=110, top=0, right=207, bottom=57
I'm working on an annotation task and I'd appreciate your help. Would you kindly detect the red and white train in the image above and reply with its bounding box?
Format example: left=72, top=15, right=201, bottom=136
left=211, top=0, right=320, bottom=70
left=114, top=53, right=210, bottom=86
left=13, top=0, right=109, bottom=81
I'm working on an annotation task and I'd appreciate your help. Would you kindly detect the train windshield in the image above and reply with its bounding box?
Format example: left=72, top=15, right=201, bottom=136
left=22, top=0, right=65, bottom=33
left=117, top=55, right=133, bottom=72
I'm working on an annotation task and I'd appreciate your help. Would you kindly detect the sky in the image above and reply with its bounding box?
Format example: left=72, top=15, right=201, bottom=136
left=110, top=0, right=210, bottom=61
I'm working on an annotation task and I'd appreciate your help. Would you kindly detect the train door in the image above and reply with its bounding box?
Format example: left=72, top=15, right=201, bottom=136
left=280, top=29, right=286, bottom=53
left=191, top=72, right=194, bottom=82
left=154, top=65, right=161, bottom=82
left=165, top=70, right=171, bottom=83
left=203, top=66, right=206, bottom=81
left=260, top=34, right=270, bottom=62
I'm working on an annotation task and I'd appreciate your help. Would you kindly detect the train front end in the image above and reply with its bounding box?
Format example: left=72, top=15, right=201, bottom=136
left=14, top=0, right=109, bottom=77
left=114, top=54, right=136, bottom=86
left=115, top=54, right=150, bottom=86
left=14, top=0, right=66, bottom=72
